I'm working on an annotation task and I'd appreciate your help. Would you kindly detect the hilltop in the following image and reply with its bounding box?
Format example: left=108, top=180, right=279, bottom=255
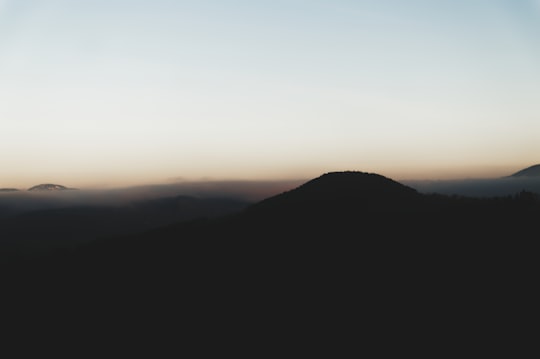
left=511, top=164, right=540, bottom=177
left=248, top=171, right=420, bottom=214
left=27, top=184, right=75, bottom=191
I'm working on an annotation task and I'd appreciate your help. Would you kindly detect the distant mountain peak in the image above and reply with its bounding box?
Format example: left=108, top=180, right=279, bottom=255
left=294, top=171, right=418, bottom=198
left=249, top=171, right=420, bottom=216
left=28, top=184, right=74, bottom=191
left=300, top=171, right=414, bottom=191
left=511, top=164, right=540, bottom=178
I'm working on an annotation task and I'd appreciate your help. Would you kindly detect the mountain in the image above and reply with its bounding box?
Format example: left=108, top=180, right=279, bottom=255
left=2, top=171, right=538, bottom=344
left=0, top=188, right=19, bottom=192
left=27, top=184, right=73, bottom=191
left=249, top=171, right=420, bottom=213
left=511, top=164, right=540, bottom=177
left=5, top=171, right=539, bottom=264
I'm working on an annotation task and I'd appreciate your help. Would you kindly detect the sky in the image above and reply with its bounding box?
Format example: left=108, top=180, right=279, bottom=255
left=1, top=0, right=539, bottom=188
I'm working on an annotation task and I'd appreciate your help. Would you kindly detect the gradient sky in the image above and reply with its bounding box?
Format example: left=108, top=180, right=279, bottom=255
left=1, top=0, right=539, bottom=188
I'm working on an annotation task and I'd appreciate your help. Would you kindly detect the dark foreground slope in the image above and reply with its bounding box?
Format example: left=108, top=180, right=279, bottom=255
left=0, top=195, right=248, bottom=260
left=3, top=172, right=539, bottom=351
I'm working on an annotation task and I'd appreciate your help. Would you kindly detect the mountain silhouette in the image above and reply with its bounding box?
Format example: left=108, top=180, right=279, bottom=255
left=0, top=188, right=19, bottom=192
left=5, top=171, right=539, bottom=261
left=511, top=164, right=540, bottom=177
left=2, top=170, right=538, bottom=345
left=28, top=184, right=73, bottom=191
left=248, top=171, right=420, bottom=214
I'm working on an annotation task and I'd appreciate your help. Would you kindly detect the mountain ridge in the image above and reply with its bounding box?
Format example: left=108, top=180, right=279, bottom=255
left=2, top=170, right=539, bottom=344
left=511, top=164, right=540, bottom=177
left=27, top=184, right=75, bottom=191
left=247, top=171, right=421, bottom=217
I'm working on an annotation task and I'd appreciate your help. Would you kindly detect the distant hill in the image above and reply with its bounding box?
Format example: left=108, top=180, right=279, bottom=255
left=272, top=171, right=417, bottom=199
left=27, top=184, right=74, bottom=191
left=252, top=171, right=418, bottom=206
left=511, top=164, right=540, bottom=177
left=0, top=188, right=19, bottom=192
left=244, top=171, right=422, bottom=225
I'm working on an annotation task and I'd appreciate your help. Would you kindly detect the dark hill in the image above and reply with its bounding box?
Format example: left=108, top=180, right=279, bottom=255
left=511, top=164, right=540, bottom=177
left=274, top=171, right=417, bottom=198
left=240, top=171, right=427, bottom=239
left=248, top=171, right=420, bottom=215
left=0, top=188, right=19, bottom=192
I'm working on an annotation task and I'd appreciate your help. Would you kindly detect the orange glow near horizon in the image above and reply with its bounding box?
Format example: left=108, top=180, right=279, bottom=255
left=1, top=1, right=539, bottom=189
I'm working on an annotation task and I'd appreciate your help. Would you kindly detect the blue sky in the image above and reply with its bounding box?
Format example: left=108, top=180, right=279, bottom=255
left=1, top=0, right=539, bottom=187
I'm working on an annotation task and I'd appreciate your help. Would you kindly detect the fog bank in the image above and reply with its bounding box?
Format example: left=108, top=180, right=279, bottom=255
left=0, top=179, right=305, bottom=217
left=403, top=177, right=540, bottom=197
